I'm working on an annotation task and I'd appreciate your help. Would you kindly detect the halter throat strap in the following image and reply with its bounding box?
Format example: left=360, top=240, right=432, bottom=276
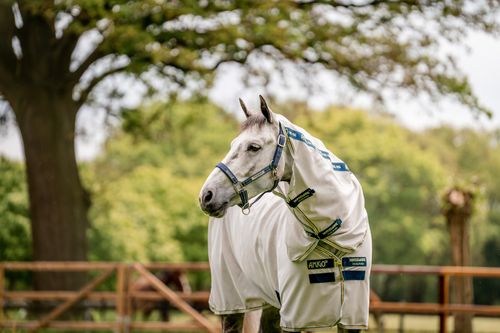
left=216, top=123, right=286, bottom=214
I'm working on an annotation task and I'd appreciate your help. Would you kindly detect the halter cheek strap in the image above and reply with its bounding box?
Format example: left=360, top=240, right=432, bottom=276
left=214, top=162, right=249, bottom=209
left=216, top=123, right=287, bottom=214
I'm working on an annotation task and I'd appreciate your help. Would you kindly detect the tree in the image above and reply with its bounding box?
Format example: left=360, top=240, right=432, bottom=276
left=0, top=0, right=498, bottom=289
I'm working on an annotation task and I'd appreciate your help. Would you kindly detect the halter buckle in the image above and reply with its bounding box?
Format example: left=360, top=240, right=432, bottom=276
left=277, top=134, right=286, bottom=148
left=272, top=168, right=278, bottom=178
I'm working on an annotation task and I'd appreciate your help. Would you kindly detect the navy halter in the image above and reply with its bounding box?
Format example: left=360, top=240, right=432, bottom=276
left=216, top=123, right=287, bottom=214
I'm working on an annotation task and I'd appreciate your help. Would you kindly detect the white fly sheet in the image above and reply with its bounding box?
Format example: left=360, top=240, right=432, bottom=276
left=208, top=115, right=371, bottom=331
left=275, top=114, right=368, bottom=261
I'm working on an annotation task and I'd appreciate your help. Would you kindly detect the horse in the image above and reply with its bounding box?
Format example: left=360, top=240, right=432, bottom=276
left=199, top=96, right=372, bottom=333
left=131, top=270, right=192, bottom=321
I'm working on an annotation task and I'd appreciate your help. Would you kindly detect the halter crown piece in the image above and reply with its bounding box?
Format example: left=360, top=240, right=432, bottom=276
left=216, top=123, right=287, bottom=215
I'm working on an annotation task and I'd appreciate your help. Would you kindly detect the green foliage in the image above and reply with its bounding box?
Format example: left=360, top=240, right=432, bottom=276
left=0, top=158, right=31, bottom=288
left=419, top=128, right=500, bottom=251
left=88, top=100, right=238, bottom=263
left=2, top=1, right=498, bottom=114
left=0, top=157, right=30, bottom=262
left=475, top=237, right=500, bottom=305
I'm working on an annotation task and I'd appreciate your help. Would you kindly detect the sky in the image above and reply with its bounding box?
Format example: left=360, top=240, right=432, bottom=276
left=1, top=31, right=500, bottom=161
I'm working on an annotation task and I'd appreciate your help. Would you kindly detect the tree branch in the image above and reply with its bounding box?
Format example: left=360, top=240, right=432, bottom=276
left=210, top=53, right=250, bottom=71
left=76, top=64, right=129, bottom=106
left=58, top=32, right=80, bottom=77
left=0, top=3, right=18, bottom=89
left=295, top=0, right=417, bottom=9
left=58, top=4, right=111, bottom=83
left=70, top=44, right=106, bottom=85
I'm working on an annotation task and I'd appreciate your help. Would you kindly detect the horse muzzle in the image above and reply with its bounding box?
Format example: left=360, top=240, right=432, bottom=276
left=199, top=187, right=230, bottom=217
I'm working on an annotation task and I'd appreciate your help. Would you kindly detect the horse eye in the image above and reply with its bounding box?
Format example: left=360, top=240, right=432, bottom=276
left=247, top=144, right=261, bottom=152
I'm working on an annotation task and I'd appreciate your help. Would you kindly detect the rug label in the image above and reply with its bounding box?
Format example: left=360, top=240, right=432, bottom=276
left=307, top=259, right=334, bottom=270
left=342, top=257, right=367, bottom=267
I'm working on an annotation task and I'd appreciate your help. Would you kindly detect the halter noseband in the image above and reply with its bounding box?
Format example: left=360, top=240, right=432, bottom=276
left=216, top=123, right=286, bottom=215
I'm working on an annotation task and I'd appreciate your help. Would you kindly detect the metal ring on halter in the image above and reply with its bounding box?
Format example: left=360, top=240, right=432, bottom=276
left=241, top=204, right=251, bottom=215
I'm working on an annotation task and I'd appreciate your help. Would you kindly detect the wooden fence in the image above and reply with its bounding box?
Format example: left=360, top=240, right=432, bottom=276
left=370, top=265, right=500, bottom=333
left=0, top=262, right=216, bottom=333
left=0, top=262, right=499, bottom=333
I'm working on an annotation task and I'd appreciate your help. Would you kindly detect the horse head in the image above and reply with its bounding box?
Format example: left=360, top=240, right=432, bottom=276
left=199, top=96, right=287, bottom=217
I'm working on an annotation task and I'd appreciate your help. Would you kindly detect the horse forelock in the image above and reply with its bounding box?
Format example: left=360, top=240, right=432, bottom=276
left=240, top=115, right=268, bottom=132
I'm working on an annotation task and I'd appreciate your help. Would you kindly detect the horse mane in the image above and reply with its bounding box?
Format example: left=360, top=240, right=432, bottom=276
left=240, top=115, right=268, bottom=131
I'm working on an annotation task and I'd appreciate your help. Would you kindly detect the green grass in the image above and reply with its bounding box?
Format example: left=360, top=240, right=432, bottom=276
left=364, top=314, right=500, bottom=333
left=3, top=310, right=500, bottom=332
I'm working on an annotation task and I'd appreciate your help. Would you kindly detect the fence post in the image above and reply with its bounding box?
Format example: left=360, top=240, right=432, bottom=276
left=439, top=273, right=450, bottom=333
left=116, top=264, right=126, bottom=333
left=124, top=265, right=132, bottom=333
left=125, top=265, right=133, bottom=333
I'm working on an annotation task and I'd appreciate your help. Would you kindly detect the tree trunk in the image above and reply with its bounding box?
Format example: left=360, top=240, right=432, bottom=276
left=443, top=188, right=474, bottom=333
left=13, top=88, right=89, bottom=291
left=0, top=4, right=93, bottom=292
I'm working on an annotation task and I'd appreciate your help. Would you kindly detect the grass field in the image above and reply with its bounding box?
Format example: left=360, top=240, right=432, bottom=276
left=354, top=314, right=500, bottom=333
left=187, top=312, right=500, bottom=333
left=3, top=310, right=500, bottom=332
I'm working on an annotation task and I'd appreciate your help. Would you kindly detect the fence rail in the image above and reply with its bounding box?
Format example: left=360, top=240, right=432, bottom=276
left=370, top=264, right=500, bottom=333
left=1, top=262, right=499, bottom=332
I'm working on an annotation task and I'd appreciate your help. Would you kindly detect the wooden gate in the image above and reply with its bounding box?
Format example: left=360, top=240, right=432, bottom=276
left=0, top=262, right=218, bottom=332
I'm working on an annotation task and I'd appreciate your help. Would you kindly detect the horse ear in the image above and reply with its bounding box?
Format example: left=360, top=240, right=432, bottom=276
left=239, top=98, right=251, bottom=118
left=259, top=95, right=273, bottom=123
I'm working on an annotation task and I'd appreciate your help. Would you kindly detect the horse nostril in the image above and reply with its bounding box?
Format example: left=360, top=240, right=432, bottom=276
left=203, top=190, right=214, bottom=204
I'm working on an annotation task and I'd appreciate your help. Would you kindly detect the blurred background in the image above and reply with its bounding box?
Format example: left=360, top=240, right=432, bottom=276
left=0, top=1, right=499, bottom=332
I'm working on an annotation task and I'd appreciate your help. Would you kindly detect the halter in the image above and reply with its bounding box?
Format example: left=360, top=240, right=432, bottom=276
left=216, top=123, right=287, bottom=215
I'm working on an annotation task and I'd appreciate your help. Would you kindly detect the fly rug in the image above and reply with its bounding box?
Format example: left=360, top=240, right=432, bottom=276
left=199, top=96, right=372, bottom=333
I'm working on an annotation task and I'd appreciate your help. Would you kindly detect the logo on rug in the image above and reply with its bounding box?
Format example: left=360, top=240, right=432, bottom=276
left=307, top=259, right=334, bottom=270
